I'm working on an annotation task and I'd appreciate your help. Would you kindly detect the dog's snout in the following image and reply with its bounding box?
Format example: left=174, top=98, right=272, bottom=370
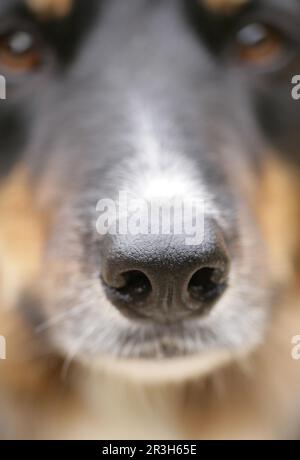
left=100, top=220, right=230, bottom=323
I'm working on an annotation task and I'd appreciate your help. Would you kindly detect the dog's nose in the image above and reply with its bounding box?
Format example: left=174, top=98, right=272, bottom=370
left=100, top=220, right=230, bottom=323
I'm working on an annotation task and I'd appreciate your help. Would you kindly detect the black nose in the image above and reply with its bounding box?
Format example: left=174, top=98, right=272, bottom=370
left=100, top=220, right=230, bottom=323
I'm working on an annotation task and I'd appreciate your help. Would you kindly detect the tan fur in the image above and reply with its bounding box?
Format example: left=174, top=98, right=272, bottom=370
left=0, top=168, right=75, bottom=438
left=1, top=157, right=300, bottom=439
left=0, top=167, right=47, bottom=309
left=202, top=0, right=249, bottom=14
left=26, top=0, right=73, bottom=19
left=256, top=155, right=300, bottom=284
left=181, top=291, right=300, bottom=439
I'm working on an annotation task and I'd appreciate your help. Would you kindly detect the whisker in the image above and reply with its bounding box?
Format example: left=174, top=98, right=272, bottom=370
left=35, top=304, right=89, bottom=334
left=60, top=322, right=99, bottom=380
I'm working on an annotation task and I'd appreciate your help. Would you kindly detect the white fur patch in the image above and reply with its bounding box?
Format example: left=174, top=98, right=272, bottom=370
left=115, top=102, right=218, bottom=228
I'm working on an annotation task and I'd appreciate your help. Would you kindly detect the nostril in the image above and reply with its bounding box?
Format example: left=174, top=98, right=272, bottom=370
left=187, top=267, right=228, bottom=305
left=103, top=270, right=152, bottom=305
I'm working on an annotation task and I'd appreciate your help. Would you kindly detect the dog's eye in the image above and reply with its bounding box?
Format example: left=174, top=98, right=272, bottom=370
left=0, top=29, right=43, bottom=72
left=234, top=23, right=284, bottom=66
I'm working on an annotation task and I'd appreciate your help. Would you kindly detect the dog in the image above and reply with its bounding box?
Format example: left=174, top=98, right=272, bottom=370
left=0, top=0, right=300, bottom=439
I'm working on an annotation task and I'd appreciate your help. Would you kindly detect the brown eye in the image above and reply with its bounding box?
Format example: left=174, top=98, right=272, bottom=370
left=235, top=23, right=283, bottom=65
left=0, top=29, right=42, bottom=72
